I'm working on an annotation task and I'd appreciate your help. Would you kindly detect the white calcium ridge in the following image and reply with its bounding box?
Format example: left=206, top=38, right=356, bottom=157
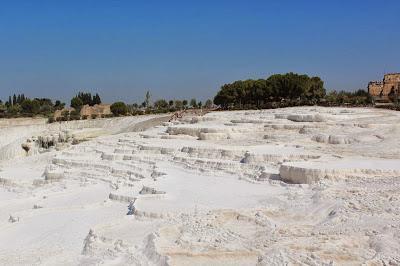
left=0, top=107, right=399, bottom=265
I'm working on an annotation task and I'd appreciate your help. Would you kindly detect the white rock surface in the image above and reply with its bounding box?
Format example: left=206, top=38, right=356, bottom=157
left=0, top=107, right=400, bottom=265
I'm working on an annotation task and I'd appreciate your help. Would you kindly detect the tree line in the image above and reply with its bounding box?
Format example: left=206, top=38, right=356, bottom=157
left=109, top=91, right=213, bottom=116
left=0, top=90, right=213, bottom=120
left=0, top=76, right=373, bottom=120
left=213, top=72, right=371, bottom=109
left=0, top=94, right=65, bottom=118
left=213, top=72, right=326, bottom=109
left=324, top=89, right=372, bottom=106
left=70, top=92, right=101, bottom=109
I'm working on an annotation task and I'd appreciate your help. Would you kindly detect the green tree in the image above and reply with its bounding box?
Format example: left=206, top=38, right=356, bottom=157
left=145, top=91, right=151, bottom=108
left=71, top=97, right=84, bottom=109
left=54, top=100, right=65, bottom=110
left=70, top=110, right=81, bottom=120
left=214, top=72, right=326, bottom=109
left=21, top=99, right=40, bottom=114
left=0, top=101, right=7, bottom=113
left=182, top=100, right=188, bottom=108
left=77, top=92, right=92, bottom=106
left=33, top=98, right=54, bottom=115
left=71, top=92, right=100, bottom=106
left=205, top=99, right=213, bottom=109
left=8, top=104, right=21, bottom=115
left=7, top=96, right=12, bottom=107
left=92, top=93, right=101, bottom=105
left=174, top=100, right=183, bottom=110
left=189, top=98, right=197, bottom=108
left=154, top=99, right=168, bottom=109
left=110, top=102, right=128, bottom=116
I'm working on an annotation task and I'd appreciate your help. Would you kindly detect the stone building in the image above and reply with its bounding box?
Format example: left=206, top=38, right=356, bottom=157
left=368, top=73, right=400, bottom=98
left=54, top=107, right=75, bottom=119
left=53, top=104, right=111, bottom=120
left=79, top=104, right=112, bottom=117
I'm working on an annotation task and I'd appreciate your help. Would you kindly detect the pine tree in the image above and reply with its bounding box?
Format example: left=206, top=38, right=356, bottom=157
left=145, top=91, right=151, bottom=108
left=91, top=93, right=101, bottom=105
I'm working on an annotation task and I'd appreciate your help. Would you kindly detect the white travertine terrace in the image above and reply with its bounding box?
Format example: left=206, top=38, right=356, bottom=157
left=0, top=107, right=400, bottom=265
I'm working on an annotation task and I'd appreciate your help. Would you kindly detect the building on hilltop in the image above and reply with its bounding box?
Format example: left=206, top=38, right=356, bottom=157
left=368, top=73, right=400, bottom=97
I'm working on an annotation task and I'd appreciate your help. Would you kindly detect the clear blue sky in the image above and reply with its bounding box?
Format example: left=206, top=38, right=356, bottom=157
left=0, top=0, right=399, bottom=104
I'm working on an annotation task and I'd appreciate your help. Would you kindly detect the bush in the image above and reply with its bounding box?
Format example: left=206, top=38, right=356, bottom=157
left=21, top=99, right=40, bottom=114
left=110, top=102, right=128, bottom=116
left=82, top=115, right=88, bottom=120
left=154, top=99, right=169, bottom=109
left=205, top=99, right=213, bottom=109
left=91, top=114, right=97, bottom=119
left=61, top=110, right=70, bottom=120
left=8, top=104, right=22, bottom=115
left=69, top=110, right=81, bottom=120
left=48, top=117, right=55, bottom=123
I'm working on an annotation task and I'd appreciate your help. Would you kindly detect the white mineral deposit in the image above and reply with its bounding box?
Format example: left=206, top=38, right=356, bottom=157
left=0, top=107, right=399, bottom=265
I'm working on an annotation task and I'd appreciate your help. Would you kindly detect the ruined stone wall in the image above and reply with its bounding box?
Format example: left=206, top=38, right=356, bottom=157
left=384, top=73, right=400, bottom=83
left=368, top=73, right=400, bottom=97
left=383, top=73, right=400, bottom=95
left=80, top=104, right=111, bottom=117
left=368, top=81, right=383, bottom=97
left=54, top=107, right=75, bottom=119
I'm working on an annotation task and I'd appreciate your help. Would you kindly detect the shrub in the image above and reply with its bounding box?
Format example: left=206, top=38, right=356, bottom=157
left=91, top=114, right=97, bottom=119
left=56, top=116, right=67, bottom=122
left=205, top=99, right=213, bottom=109
left=154, top=99, right=169, bottom=109
left=61, top=110, right=70, bottom=120
left=190, top=98, right=197, bottom=108
left=110, top=102, right=128, bottom=116
left=48, top=117, right=55, bottom=123
left=21, top=99, right=40, bottom=114
left=69, top=110, right=81, bottom=120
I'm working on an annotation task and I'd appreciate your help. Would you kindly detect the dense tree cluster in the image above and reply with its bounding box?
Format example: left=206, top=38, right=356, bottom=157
left=120, top=91, right=213, bottom=116
left=0, top=81, right=375, bottom=122
left=214, top=73, right=326, bottom=109
left=0, top=94, right=65, bottom=118
left=126, top=98, right=204, bottom=115
left=4, top=94, right=27, bottom=107
left=324, top=89, right=372, bottom=106
left=212, top=72, right=375, bottom=109
left=70, top=92, right=101, bottom=109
